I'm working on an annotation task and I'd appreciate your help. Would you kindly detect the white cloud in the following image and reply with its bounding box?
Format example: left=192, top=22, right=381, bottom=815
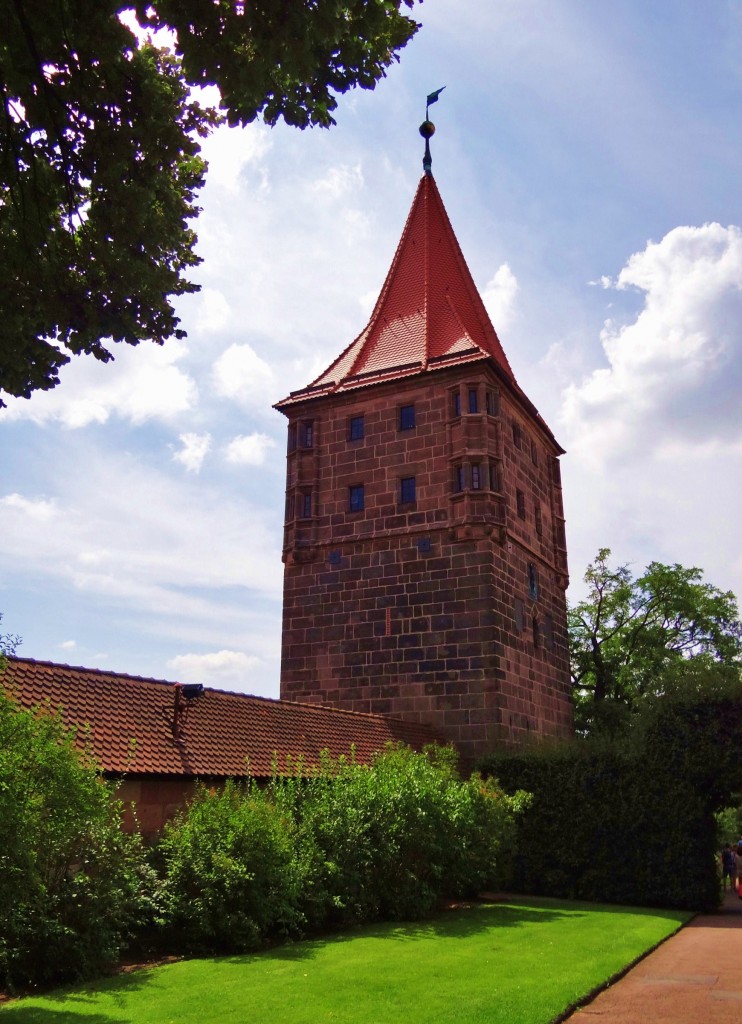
left=0, top=493, right=57, bottom=521
left=199, top=121, right=273, bottom=193
left=0, top=452, right=284, bottom=613
left=562, top=223, right=742, bottom=464
left=310, top=163, right=364, bottom=200
left=173, top=432, right=212, bottom=473
left=167, top=650, right=263, bottom=690
left=195, top=288, right=231, bottom=333
left=224, top=433, right=276, bottom=466
left=561, top=222, right=742, bottom=605
left=482, top=263, right=519, bottom=332
left=0, top=341, right=197, bottom=428
left=212, top=343, right=275, bottom=408
left=59, top=640, right=77, bottom=650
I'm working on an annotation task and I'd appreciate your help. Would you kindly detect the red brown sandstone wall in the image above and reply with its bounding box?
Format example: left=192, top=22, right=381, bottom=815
left=279, top=365, right=573, bottom=762
left=116, top=777, right=198, bottom=835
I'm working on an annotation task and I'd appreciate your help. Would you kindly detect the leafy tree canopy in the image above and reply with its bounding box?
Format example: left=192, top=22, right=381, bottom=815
left=569, top=548, right=742, bottom=736
left=0, top=0, right=421, bottom=406
left=0, top=612, right=21, bottom=670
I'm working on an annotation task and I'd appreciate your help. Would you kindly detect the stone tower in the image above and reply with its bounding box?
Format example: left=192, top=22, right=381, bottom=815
left=275, top=151, right=572, bottom=761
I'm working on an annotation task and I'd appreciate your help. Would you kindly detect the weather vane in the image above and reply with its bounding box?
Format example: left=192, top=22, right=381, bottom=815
left=419, top=87, right=445, bottom=176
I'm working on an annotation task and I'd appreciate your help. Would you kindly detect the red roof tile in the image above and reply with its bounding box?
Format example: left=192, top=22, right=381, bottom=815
left=2, top=658, right=441, bottom=778
left=276, top=174, right=515, bottom=407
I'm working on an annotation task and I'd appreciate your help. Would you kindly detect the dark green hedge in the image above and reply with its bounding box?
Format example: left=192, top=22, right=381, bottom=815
left=476, top=689, right=742, bottom=912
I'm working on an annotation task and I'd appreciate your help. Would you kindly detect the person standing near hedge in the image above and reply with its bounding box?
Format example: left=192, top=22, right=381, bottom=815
left=722, top=846, right=736, bottom=892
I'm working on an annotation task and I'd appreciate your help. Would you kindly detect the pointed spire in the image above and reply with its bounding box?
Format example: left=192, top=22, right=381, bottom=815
left=276, top=174, right=515, bottom=407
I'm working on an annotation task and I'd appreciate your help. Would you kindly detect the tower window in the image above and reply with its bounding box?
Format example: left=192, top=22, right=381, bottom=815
left=453, top=391, right=461, bottom=417
left=349, top=415, right=364, bottom=441
left=302, top=421, right=314, bottom=448
left=512, top=422, right=522, bottom=450
left=399, top=404, right=415, bottom=430
left=516, top=489, right=526, bottom=519
left=535, top=505, right=543, bottom=537
left=454, top=465, right=465, bottom=493
left=287, top=425, right=297, bottom=452
left=400, top=476, right=416, bottom=504
left=528, top=563, right=539, bottom=599
left=531, top=439, right=538, bottom=466
left=349, top=484, right=365, bottom=512
left=485, top=390, right=499, bottom=415
left=489, top=463, right=499, bottom=491
left=471, top=463, right=482, bottom=490
left=468, top=387, right=478, bottom=413
left=300, top=492, right=312, bottom=519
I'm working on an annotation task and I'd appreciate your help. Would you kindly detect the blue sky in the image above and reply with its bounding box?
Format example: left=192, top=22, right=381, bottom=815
left=2, top=0, right=742, bottom=694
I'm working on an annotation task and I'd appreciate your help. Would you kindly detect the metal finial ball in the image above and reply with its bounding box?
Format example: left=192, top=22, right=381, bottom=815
left=419, top=120, right=436, bottom=139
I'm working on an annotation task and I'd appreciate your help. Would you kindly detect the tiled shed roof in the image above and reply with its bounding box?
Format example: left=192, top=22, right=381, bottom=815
left=2, top=658, right=440, bottom=778
left=276, top=173, right=515, bottom=408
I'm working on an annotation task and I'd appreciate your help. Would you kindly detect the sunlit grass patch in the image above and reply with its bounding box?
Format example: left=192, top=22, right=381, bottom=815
left=1, top=898, right=690, bottom=1024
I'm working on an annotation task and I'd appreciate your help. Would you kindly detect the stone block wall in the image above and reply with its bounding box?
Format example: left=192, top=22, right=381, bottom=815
left=279, top=363, right=572, bottom=761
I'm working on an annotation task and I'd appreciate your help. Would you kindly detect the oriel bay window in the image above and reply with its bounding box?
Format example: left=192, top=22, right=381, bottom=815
left=301, top=420, right=314, bottom=448
left=453, top=461, right=501, bottom=493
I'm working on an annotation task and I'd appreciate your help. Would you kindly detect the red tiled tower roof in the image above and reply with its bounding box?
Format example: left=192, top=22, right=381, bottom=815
left=2, top=658, right=441, bottom=778
left=276, top=173, right=516, bottom=406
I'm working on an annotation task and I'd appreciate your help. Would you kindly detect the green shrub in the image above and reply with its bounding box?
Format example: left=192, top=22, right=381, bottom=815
left=277, top=744, right=526, bottom=927
left=0, top=690, right=146, bottom=989
left=156, top=744, right=527, bottom=952
left=158, top=779, right=305, bottom=952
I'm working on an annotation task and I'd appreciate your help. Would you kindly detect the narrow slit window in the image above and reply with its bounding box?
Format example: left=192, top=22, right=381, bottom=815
left=454, top=465, right=464, bottom=493
left=349, top=415, right=364, bottom=441
left=468, top=387, right=478, bottom=413
left=453, top=391, right=461, bottom=417
left=300, top=493, right=312, bottom=518
left=400, top=476, right=416, bottom=503
left=349, top=484, right=365, bottom=512
left=517, top=489, right=526, bottom=519
left=471, top=463, right=481, bottom=490
left=399, top=404, right=415, bottom=430
left=302, top=421, right=314, bottom=448
left=489, top=463, right=499, bottom=491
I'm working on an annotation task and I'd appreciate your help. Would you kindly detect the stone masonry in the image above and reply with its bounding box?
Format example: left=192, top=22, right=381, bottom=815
left=275, top=169, right=573, bottom=762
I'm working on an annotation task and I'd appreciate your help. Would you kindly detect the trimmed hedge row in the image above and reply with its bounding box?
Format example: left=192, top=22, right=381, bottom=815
left=477, top=688, right=742, bottom=912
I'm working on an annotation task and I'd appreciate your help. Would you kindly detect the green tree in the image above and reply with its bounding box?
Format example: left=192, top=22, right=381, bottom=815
left=0, top=688, right=147, bottom=988
left=0, top=0, right=421, bottom=406
left=0, top=613, right=21, bottom=669
left=569, top=548, right=742, bottom=735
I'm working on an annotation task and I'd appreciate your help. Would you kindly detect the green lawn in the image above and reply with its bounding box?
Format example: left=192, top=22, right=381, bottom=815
left=1, top=898, right=690, bottom=1024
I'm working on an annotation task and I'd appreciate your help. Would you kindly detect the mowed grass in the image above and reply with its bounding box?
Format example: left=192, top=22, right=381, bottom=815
left=2, top=898, right=690, bottom=1024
